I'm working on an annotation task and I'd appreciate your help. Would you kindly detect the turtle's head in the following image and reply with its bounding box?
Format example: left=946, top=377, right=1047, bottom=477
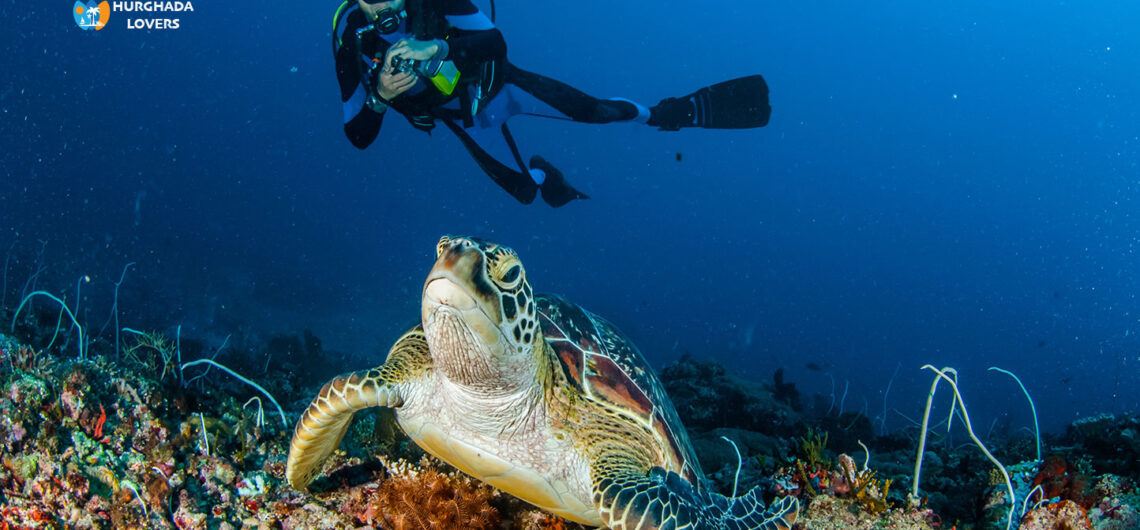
left=422, top=236, right=541, bottom=388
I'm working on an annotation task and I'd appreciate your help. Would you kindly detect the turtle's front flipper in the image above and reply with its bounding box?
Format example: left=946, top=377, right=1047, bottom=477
left=592, top=462, right=799, bottom=530
left=286, top=327, right=431, bottom=491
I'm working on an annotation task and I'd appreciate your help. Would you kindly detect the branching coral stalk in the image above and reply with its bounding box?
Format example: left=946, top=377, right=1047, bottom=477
left=1, top=239, right=15, bottom=310
left=720, top=436, right=742, bottom=498
left=121, top=479, right=149, bottom=519
left=1021, top=484, right=1044, bottom=518
left=12, top=290, right=86, bottom=360
left=910, top=365, right=1016, bottom=530
left=988, top=366, right=1041, bottom=461
left=180, top=358, right=288, bottom=428
left=122, top=328, right=175, bottom=379
left=183, top=335, right=230, bottom=386
left=244, top=396, right=265, bottom=431
left=199, top=412, right=210, bottom=455
left=176, top=324, right=183, bottom=386
left=910, top=366, right=955, bottom=502
left=99, top=262, right=135, bottom=359
left=880, top=362, right=900, bottom=435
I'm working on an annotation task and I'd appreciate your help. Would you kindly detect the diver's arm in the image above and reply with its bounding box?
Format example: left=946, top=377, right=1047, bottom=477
left=440, top=0, right=506, bottom=62
left=336, top=22, right=384, bottom=149
left=386, top=28, right=504, bottom=64
left=442, top=28, right=506, bottom=63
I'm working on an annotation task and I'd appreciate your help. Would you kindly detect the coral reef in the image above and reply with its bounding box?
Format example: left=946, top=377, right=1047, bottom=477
left=2, top=307, right=1140, bottom=530
left=0, top=322, right=592, bottom=530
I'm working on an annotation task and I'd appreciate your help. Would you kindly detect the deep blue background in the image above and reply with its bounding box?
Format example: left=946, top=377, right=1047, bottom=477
left=2, top=1, right=1138, bottom=436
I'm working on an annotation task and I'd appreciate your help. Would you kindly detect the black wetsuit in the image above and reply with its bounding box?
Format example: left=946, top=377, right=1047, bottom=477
left=333, top=0, right=647, bottom=206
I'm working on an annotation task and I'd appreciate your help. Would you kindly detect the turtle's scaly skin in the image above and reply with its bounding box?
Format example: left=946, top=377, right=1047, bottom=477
left=286, top=236, right=799, bottom=529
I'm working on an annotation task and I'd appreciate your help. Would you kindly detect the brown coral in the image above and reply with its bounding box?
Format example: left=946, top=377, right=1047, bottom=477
left=337, top=457, right=501, bottom=530
left=377, top=466, right=499, bottom=530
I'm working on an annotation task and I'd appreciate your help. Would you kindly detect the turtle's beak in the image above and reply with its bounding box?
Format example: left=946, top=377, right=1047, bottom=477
left=422, top=241, right=502, bottom=348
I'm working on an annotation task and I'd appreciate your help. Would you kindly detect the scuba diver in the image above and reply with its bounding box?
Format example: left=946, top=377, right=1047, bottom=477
left=334, top=0, right=771, bottom=207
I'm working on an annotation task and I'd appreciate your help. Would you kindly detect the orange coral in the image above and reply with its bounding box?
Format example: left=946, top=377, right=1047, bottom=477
left=367, top=463, right=499, bottom=530
left=533, top=512, right=570, bottom=529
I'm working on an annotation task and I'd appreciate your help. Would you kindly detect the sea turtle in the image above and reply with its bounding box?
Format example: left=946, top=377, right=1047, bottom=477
left=286, top=236, right=799, bottom=529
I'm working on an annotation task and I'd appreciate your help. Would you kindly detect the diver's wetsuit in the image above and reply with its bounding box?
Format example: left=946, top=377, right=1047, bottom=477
left=333, top=0, right=650, bottom=206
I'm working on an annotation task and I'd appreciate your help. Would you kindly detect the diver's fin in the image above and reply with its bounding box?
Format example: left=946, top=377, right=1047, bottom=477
left=649, top=75, right=771, bottom=131
left=531, top=156, right=589, bottom=208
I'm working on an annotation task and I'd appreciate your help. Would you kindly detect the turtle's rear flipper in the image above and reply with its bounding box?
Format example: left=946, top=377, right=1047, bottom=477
left=593, top=465, right=799, bottom=530
left=649, top=75, right=771, bottom=131
left=286, top=328, right=429, bottom=491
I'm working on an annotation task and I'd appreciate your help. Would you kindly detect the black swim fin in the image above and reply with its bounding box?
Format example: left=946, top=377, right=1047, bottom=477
left=649, top=75, right=771, bottom=131
left=530, top=156, right=589, bottom=208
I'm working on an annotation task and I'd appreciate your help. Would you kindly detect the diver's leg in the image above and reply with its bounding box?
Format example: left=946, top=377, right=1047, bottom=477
left=441, top=119, right=539, bottom=204
left=505, top=64, right=651, bottom=124
left=506, top=64, right=771, bottom=131
left=442, top=83, right=589, bottom=207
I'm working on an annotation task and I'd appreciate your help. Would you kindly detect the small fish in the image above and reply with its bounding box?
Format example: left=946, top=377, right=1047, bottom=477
left=805, top=362, right=822, bottom=372
left=675, top=152, right=683, bottom=162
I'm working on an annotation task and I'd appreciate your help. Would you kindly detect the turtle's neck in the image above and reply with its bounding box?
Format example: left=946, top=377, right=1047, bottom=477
left=425, top=307, right=540, bottom=395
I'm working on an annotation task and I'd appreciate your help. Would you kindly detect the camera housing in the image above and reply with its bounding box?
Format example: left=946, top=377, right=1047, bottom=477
left=391, top=56, right=418, bottom=74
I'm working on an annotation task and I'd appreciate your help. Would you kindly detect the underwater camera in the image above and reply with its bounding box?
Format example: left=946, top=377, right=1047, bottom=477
left=390, top=56, right=417, bottom=74
left=386, top=55, right=461, bottom=96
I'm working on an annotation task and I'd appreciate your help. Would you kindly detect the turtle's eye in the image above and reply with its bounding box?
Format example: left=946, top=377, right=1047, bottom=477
left=502, top=265, right=521, bottom=284
left=493, top=261, right=524, bottom=291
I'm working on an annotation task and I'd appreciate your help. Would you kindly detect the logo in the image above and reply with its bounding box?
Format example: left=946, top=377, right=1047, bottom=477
left=73, top=2, right=194, bottom=31
left=73, top=1, right=110, bottom=30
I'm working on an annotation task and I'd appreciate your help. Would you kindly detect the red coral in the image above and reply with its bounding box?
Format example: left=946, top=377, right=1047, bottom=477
left=93, top=404, right=107, bottom=440
left=1034, top=456, right=1096, bottom=508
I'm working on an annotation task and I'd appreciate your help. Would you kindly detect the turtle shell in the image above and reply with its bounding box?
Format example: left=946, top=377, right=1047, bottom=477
left=537, top=293, right=704, bottom=485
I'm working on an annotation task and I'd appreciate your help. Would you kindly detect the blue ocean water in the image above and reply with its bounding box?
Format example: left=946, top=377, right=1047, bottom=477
left=1, top=0, right=1137, bottom=440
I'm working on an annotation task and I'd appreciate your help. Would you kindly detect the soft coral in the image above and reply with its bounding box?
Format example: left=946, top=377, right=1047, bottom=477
left=339, top=457, right=500, bottom=530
